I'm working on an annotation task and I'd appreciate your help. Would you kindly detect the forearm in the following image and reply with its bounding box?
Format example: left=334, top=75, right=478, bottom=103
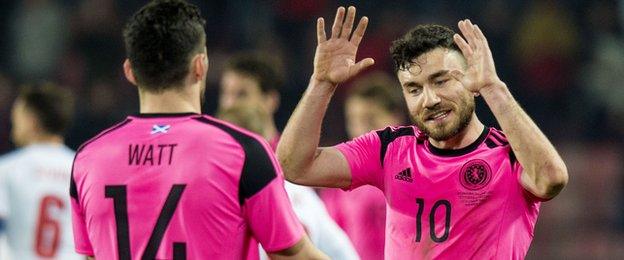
left=277, top=78, right=336, bottom=182
left=269, top=236, right=329, bottom=260
left=480, top=83, right=568, bottom=198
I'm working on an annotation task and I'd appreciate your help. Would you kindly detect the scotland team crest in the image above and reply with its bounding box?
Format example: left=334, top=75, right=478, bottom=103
left=459, top=159, right=492, bottom=190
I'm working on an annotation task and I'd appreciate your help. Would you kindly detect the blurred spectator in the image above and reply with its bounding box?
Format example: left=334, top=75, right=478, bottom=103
left=581, top=0, right=624, bottom=139
left=10, top=0, right=68, bottom=81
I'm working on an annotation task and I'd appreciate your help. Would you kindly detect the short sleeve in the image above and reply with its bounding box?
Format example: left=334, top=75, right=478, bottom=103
left=335, top=130, right=384, bottom=191
left=244, top=176, right=304, bottom=252
left=236, top=134, right=304, bottom=253
left=69, top=158, right=94, bottom=255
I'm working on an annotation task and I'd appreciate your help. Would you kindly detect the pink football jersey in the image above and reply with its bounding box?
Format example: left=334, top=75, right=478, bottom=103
left=335, top=126, right=543, bottom=259
left=319, top=186, right=386, bottom=260
left=70, top=113, right=304, bottom=259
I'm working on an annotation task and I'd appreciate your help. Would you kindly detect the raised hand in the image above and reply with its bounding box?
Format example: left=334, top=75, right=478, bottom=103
left=313, top=6, right=374, bottom=86
left=451, top=19, right=504, bottom=94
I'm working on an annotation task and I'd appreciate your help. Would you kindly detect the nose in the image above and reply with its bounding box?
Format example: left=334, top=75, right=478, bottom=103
left=422, top=86, right=441, bottom=109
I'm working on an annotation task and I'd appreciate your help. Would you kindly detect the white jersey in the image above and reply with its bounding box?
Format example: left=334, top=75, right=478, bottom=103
left=260, top=182, right=360, bottom=260
left=0, top=144, right=81, bottom=260
left=285, top=183, right=359, bottom=260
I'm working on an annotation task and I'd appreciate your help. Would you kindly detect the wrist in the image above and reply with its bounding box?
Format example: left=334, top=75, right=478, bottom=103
left=480, top=81, right=513, bottom=106
left=309, top=75, right=338, bottom=93
left=480, top=81, right=508, bottom=98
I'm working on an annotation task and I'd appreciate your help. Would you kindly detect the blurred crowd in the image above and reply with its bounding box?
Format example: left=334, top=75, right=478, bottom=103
left=0, top=0, right=623, bottom=259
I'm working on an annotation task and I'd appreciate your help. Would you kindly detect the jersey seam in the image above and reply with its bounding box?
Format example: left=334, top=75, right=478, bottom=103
left=493, top=168, right=513, bottom=257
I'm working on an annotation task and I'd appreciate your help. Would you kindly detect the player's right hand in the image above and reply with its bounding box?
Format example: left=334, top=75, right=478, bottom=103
left=312, top=6, right=374, bottom=86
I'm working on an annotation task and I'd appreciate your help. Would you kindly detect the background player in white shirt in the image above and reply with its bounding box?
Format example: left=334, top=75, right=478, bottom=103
left=0, top=84, right=81, bottom=259
left=217, top=53, right=359, bottom=260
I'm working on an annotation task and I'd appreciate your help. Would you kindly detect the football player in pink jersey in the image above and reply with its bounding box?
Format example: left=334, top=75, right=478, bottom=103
left=319, top=72, right=406, bottom=260
left=70, top=0, right=325, bottom=259
left=277, top=6, right=569, bottom=259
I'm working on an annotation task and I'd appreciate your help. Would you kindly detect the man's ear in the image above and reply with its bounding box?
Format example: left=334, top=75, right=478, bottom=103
left=192, top=53, right=208, bottom=82
left=123, top=59, right=138, bottom=86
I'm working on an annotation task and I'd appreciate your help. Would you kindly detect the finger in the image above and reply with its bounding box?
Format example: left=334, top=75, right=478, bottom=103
left=453, top=34, right=473, bottom=58
left=341, top=6, right=356, bottom=39
left=474, top=25, right=490, bottom=50
left=458, top=19, right=478, bottom=51
left=350, top=16, right=369, bottom=46
left=317, top=18, right=326, bottom=44
left=351, top=58, right=375, bottom=75
left=331, top=7, right=346, bottom=39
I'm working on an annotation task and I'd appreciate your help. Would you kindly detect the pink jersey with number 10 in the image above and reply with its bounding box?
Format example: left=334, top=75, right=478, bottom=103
left=70, top=113, right=303, bottom=259
left=335, top=125, right=544, bottom=259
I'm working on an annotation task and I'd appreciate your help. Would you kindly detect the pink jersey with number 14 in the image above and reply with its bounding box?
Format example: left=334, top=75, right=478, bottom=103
left=70, top=113, right=303, bottom=259
left=335, top=125, right=544, bottom=259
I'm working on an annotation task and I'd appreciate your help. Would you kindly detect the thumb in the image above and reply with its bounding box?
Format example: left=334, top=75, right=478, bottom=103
left=351, top=58, right=375, bottom=75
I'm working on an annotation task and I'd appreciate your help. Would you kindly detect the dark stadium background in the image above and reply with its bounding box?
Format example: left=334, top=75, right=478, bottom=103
left=0, top=0, right=622, bottom=258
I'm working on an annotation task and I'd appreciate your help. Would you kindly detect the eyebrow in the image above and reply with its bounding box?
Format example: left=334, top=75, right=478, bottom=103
left=428, top=70, right=449, bottom=81
left=401, top=70, right=450, bottom=88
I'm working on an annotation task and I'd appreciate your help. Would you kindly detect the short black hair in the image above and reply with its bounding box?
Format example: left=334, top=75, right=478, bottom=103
left=224, top=53, right=283, bottom=94
left=390, top=24, right=460, bottom=71
left=123, top=0, right=206, bottom=91
left=18, top=84, right=74, bottom=135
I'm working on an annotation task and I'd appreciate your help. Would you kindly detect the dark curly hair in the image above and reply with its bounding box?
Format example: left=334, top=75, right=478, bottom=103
left=224, top=53, right=283, bottom=94
left=390, top=24, right=460, bottom=72
left=123, top=0, right=206, bottom=91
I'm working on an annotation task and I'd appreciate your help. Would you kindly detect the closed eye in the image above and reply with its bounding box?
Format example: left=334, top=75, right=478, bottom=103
left=407, top=87, right=422, bottom=95
left=434, top=78, right=449, bottom=86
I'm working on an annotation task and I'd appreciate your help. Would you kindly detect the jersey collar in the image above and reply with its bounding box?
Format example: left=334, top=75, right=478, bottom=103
left=427, top=126, right=489, bottom=157
left=133, top=112, right=200, bottom=118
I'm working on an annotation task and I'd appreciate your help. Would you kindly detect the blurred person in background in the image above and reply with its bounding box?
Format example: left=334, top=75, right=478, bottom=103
left=319, top=71, right=406, bottom=260
left=69, top=1, right=325, bottom=259
left=278, top=6, right=568, bottom=259
left=320, top=71, right=405, bottom=260
left=0, top=83, right=80, bottom=259
left=217, top=53, right=359, bottom=260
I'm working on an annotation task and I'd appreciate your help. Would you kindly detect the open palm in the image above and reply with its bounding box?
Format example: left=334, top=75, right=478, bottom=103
left=451, top=19, right=503, bottom=93
left=313, top=6, right=374, bottom=85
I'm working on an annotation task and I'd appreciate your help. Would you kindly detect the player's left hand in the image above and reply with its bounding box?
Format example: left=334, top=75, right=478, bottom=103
left=450, top=19, right=505, bottom=94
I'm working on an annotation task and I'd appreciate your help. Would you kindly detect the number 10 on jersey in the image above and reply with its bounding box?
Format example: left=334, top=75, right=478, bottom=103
left=415, top=198, right=451, bottom=243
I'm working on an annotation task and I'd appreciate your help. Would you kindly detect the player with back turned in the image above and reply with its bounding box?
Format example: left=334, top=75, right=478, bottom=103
left=69, top=0, right=325, bottom=259
left=277, top=6, right=569, bottom=259
left=0, top=84, right=80, bottom=259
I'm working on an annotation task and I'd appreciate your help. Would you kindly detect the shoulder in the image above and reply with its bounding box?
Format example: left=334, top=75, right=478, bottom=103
left=194, top=116, right=279, bottom=204
left=75, top=118, right=133, bottom=156
left=0, top=149, right=24, bottom=175
left=192, top=115, right=268, bottom=146
left=375, top=125, right=421, bottom=145
left=484, top=127, right=510, bottom=148
left=375, top=125, right=421, bottom=166
left=482, top=127, right=518, bottom=165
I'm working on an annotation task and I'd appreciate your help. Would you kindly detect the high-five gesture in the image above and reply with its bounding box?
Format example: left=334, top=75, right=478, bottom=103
left=451, top=19, right=504, bottom=94
left=313, top=6, right=374, bottom=86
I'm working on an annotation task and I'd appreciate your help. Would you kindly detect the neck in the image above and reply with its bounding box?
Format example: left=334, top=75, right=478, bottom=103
left=429, top=114, right=484, bottom=150
left=139, top=85, right=201, bottom=114
left=24, top=133, right=64, bottom=147
left=263, top=120, right=279, bottom=141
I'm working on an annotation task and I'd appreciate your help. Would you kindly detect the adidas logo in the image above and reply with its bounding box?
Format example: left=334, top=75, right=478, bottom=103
left=394, top=168, right=413, bottom=183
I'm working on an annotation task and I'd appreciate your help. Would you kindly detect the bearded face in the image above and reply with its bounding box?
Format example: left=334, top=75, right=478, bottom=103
left=397, top=48, right=476, bottom=141
left=412, top=91, right=474, bottom=141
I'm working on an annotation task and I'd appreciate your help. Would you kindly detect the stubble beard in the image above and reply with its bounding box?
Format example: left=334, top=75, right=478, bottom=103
left=413, top=95, right=475, bottom=141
